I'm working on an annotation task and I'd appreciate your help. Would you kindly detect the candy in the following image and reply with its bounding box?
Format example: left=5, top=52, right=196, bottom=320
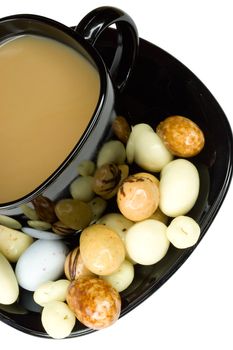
left=41, top=300, right=76, bottom=339
left=21, top=227, right=62, bottom=240
left=117, top=173, right=160, bottom=221
left=112, top=116, right=131, bottom=144
left=102, top=260, right=134, bottom=292
left=27, top=220, right=52, bottom=231
left=0, top=214, right=22, bottom=230
left=70, top=176, right=95, bottom=202
left=97, top=213, right=134, bottom=262
left=93, top=163, right=129, bottom=199
left=20, top=203, right=39, bottom=220
left=126, top=123, right=173, bottom=172
left=88, top=196, right=107, bottom=222
left=32, top=195, right=57, bottom=223
left=66, top=277, right=121, bottom=330
left=166, top=216, right=201, bottom=248
left=64, top=246, right=95, bottom=281
left=55, top=199, right=92, bottom=230
left=52, top=221, right=75, bottom=236
left=0, top=225, right=33, bottom=263
left=97, top=140, right=126, bottom=168
left=15, top=239, right=68, bottom=291
left=0, top=252, right=19, bottom=305
left=77, top=159, right=95, bottom=176
left=80, top=224, right=125, bottom=275
left=159, top=159, right=200, bottom=217
left=125, top=219, right=170, bottom=265
left=156, top=115, right=205, bottom=157
left=33, top=279, right=70, bottom=306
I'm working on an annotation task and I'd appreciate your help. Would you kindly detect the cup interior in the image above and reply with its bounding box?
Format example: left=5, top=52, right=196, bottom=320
left=0, top=16, right=105, bottom=209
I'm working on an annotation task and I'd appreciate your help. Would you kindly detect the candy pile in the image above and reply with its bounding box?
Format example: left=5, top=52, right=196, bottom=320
left=0, top=114, right=205, bottom=338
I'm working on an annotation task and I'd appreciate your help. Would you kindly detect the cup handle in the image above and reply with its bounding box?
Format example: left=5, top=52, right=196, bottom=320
left=75, top=6, right=139, bottom=92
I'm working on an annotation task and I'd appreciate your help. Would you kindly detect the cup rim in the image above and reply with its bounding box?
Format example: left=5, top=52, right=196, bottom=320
left=0, top=14, right=108, bottom=209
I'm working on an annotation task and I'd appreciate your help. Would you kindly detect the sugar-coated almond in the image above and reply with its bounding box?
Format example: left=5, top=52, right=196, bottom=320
left=156, top=115, right=205, bottom=157
left=66, top=277, right=121, bottom=330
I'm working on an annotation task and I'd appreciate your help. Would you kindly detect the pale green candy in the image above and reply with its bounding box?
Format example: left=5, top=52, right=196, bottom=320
left=70, top=176, right=95, bottom=202
left=27, top=220, right=52, bottom=231
left=0, top=214, right=22, bottom=230
left=89, top=197, right=107, bottom=222
left=77, top=160, right=95, bottom=176
left=20, top=204, right=39, bottom=220
left=97, top=140, right=126, bottom=168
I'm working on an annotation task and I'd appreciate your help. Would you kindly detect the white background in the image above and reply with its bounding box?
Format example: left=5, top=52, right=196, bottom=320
left=1, top=1, right=233, bottom=349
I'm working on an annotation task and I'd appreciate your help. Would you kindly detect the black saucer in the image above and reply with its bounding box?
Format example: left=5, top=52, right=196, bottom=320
left=0, top=29, right=232, bottom=338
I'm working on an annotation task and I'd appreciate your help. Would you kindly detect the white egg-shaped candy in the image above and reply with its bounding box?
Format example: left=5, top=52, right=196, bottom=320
left=102, top=260, right=134, bottom=292
left=42, top=300, right=76, bottom=339
left=125, top=220, right=170, bottom=265
left=0, top=252, right=19, bottom=304
left=33, top=279, right=70, bottom=306
left=126, top=124, right=173, bottom=172
left=15, top=240, right=68, bottom=291
left=159, top=159, right=200, bottom=217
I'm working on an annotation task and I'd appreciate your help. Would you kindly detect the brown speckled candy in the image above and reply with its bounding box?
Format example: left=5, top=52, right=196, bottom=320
left=117, top=173, right=160, bottom=221
left=93, top=163, right=129, bottom=199
left=55, top=199, right=92, bottom=231
left=156, top=115, right=205, bottom=157
left=32, top=195, right=57, bottom=223
left=112, top=116, right=131, bottom=144
left=93, top=163, right=121, bottom=198
left=66, top=277, right=121, bottom=330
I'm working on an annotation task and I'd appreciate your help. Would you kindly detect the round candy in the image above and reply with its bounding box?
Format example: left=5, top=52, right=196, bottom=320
left=166, top=215, right=201, bottom=249
left=80, top=224, right=125, bottom=275
left=66, top=277, right=121, bottom=330
left=117, top=173, right=160, bottom=221
left=125, top=219, right=170, bottom=265
left=156, top=115, right=205, bottom=157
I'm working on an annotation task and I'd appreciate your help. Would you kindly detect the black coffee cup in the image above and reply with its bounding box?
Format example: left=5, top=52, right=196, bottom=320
left=0, top=6, right=138, bottom=215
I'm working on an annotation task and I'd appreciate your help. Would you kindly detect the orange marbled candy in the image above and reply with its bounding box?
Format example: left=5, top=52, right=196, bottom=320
left=66, top=277, right=121, bottom=330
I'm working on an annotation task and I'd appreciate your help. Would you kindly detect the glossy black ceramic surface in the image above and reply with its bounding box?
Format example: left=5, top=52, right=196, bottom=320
left=0, top=28, right=232, bottom=338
